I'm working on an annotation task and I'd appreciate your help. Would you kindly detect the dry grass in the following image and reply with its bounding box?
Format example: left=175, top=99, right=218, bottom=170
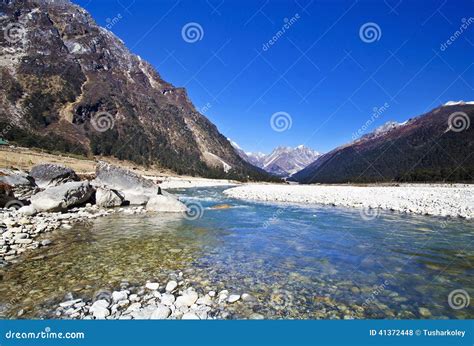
left=0, top=146, right=176, bottom=177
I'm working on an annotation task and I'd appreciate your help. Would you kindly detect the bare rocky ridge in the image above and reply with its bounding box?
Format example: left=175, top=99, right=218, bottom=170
left=0, top=0, right=272, bottom=181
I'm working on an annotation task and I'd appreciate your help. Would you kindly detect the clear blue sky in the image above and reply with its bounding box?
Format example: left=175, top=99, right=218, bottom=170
left=75, top=0, right=473, bottom=154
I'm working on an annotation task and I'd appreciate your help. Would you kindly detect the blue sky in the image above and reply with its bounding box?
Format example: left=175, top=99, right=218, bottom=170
left=75, top=0, right=473, bottom=154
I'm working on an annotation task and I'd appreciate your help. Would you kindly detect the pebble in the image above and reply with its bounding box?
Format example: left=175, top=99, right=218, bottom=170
left=89, top=300, right=110, bottom=319
left=418, top=307, right=432, bottom=317
left=165, top=280, right=178, bottom=292
left=59, top=299, right=82, bottom=308
left=112, top=290, right=128, bottom=302
left=40, top=239, right=52, bottom=246
left=160, top=293, right=175, bottom=306
left=228, top=294, right=240, bottom=303
left=150, top=305, right=171, bottom=319
left=175, top=289, right=199, bottom=307
left=145, top=282, right=159, bottom=290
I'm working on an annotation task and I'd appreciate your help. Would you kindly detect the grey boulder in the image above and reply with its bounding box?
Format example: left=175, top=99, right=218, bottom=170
left=29, top=164, right=79, bottom=188
left=146, top=195, right=187, bottom=212
left=95, top=187, right=124, bottom=208
left=0, top=169, right=38, bottom=199
left=18, top=205, right=38, bottom=216
left=94, top=162, right=159, bottom=205
left=31, top=181, right=94, bottom=212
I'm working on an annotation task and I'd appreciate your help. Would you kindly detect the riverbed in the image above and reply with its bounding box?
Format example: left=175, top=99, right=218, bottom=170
left=0, top=187, right=472, bottom=319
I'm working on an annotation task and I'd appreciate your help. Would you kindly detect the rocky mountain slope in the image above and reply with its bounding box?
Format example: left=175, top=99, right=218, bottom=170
left=0, top=0, right=273, bottom=181
left=293, top=103, right=474, bottom=183
left=231, top=142, right=321, bottom=177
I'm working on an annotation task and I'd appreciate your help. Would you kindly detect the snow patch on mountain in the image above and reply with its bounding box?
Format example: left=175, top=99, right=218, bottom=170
left=444, top=100, right=474, bottom=106
left=229, top=141, right=321, bottom=177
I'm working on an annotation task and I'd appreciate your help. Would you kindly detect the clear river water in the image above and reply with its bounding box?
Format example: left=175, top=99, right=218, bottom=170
left=0, top=186, right=473, bottom=319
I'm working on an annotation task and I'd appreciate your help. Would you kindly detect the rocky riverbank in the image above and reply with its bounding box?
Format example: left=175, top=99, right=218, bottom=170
left=54, top=272, right=254, bottom=320
left=223, top=183, right=474, bottom=219
left=0, top=205, right=146, bottom=266
left=0, top=161, right=192, bottom=266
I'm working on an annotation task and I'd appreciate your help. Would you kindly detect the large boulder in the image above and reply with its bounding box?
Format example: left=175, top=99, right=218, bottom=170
left=146, top=195, right=187, bottom=213
left=0, top=169, right=38, bottom=199
left=94, top=162, right=159, bottom=205
left=31, top=181, right=94, bottom=212
left=95, top=187, right=124, bottom=208
left=29, top=163, right=79, bottom=188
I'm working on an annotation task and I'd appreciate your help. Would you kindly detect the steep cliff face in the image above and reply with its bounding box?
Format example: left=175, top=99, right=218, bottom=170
left=0, top=0, right=272, bottom=181
left=293, top=103, right=474, bottom=184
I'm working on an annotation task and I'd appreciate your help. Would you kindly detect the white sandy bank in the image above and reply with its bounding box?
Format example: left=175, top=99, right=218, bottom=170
left=223, top=184, right=474, bottom=219
left=148, top=176, right=239, bottom=189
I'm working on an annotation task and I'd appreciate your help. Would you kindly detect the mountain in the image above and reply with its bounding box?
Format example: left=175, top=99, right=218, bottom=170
left=230, top=142, right=321, bottom=177
left=293, top=103, right=474, bottom=184
left=0, top=0, right=274, bottom=181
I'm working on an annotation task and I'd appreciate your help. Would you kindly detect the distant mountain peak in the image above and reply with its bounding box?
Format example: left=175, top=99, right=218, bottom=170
left=229, top=141, right=321, bottom=177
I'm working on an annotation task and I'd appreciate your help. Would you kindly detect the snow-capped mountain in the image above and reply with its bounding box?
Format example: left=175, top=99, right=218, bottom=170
left=293, top=103, right=474, bottom=184
left=230, top=142, right=321, bottom=177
